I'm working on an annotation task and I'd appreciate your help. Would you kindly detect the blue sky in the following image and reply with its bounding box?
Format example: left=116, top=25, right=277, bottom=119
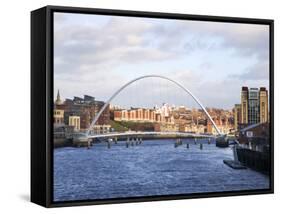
left=54, top=12, right=269, bottom=109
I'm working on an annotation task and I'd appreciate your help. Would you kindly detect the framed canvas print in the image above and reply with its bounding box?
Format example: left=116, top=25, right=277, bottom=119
left=31, top=5, right=274, bottom=207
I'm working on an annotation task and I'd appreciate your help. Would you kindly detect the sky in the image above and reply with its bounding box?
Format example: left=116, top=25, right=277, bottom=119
left=54, top=12, right=270, bottom=110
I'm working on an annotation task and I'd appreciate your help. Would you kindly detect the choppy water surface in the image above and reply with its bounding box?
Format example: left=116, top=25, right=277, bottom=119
left=54, top=139, right=269, bottom=201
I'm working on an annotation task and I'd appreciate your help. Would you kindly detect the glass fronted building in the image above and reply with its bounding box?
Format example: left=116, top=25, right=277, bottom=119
left=248, top=88, right=260, bottom=125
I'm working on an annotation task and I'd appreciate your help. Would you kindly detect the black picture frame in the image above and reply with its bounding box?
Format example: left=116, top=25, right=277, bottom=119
left=31, top=5, right=274, bottom=208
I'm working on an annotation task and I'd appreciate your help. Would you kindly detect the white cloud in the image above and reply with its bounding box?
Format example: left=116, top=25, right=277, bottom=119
left=54, top=13, right=270, bottom=109
left=231, top=61, right=269, bottom=80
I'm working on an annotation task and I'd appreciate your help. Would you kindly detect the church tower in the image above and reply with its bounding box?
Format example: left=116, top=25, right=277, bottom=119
left=55, top=89, right=63, bottom=105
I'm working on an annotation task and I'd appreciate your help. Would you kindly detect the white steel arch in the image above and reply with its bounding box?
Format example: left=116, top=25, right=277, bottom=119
left=86, top=75, right=222, bottom=136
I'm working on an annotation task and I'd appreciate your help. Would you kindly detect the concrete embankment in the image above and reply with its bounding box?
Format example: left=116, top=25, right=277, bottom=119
left=54, top=139, right=73, bottom=148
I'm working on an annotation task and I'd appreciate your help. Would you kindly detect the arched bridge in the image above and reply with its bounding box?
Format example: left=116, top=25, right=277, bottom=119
left=86, top=75, right=222, bottom=139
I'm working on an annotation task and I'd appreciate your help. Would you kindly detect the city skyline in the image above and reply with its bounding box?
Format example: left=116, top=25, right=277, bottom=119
left=54, top=86, right=269, bottom=112
left=54, top=89, right=230, bottom=111
left=54, top=85, right=268, bottom=136
left=54, top=12, right=269, bottom=109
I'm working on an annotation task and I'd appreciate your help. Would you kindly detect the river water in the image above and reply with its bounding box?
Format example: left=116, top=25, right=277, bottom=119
left=53, top=138, right=269, bottom=202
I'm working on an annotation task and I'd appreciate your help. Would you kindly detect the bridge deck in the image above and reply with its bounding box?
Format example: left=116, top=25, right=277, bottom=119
left=87, top=131, right=216, bottom=139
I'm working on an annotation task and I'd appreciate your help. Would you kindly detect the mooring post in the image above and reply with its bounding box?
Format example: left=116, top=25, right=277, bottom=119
left=107, top=139, right=111, bottom=149
left=87, top=139, right=91, bottom=149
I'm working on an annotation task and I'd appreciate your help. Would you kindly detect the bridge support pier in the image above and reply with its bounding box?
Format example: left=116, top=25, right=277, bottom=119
left=233, top=145, right=238, bottom=162
left=216, top=135, right=229, bottom=148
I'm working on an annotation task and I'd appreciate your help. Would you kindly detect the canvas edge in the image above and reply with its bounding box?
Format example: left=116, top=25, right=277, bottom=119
left=30, top=5, right=274, bottom=208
